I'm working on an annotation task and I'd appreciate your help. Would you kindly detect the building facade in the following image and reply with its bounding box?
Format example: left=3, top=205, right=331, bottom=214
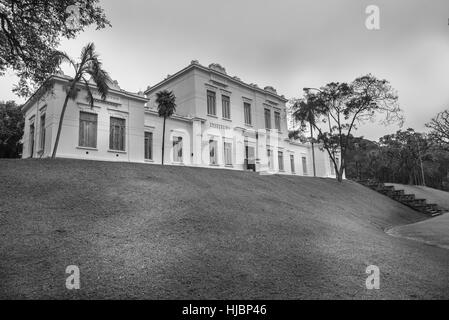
left=21, top=61, right=338, bottom=178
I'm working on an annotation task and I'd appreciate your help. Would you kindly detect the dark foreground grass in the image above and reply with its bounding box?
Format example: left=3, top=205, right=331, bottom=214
left=0, top=159, right=448, bottom=299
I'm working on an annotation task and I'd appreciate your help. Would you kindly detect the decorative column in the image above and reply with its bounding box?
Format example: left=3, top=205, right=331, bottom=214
left=192, top=119, right=203, bottom=166
left=234, top=128, right=245, bottom=170
left=256, top=130, right=268, bottom=173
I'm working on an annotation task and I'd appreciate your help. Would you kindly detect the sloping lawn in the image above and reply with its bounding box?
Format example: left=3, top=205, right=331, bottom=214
left=0, top=159, right=448, bottom=299
left=388, top=213, right=449, bottom=250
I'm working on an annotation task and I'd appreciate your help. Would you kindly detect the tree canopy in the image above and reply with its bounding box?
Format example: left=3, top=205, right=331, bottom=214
left=426, top=109, right=449, bottom=152
left=156, top=90, right=177, bottom=119
left=345, top=129, right=449, bottom=191
left=0, top=0, right=110, bottom=97
left=0, top=100, right=24, bottom=158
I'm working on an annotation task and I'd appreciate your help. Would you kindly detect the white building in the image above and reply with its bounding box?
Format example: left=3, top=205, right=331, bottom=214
left=21, top=61, right=338, bottom=178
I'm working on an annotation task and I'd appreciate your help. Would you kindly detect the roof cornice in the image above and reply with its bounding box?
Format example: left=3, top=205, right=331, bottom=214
left=145, top=63, right=288, bottom=103
left=22, top=75, right=148, bottom=113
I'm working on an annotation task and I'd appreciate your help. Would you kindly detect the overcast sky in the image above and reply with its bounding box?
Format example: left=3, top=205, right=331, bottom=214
left=1, top=0, right=448, bottom=140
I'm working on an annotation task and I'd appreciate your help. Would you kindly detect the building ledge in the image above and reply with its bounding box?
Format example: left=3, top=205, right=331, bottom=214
left=108, top=149, right=127, bottom=154
left=77, top=146, right=98, bottom=151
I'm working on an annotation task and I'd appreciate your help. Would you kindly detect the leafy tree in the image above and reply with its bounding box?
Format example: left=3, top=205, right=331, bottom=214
left=0, top=100, right=24, bottom=158
left=52, top=42, right=110, bottom=158
left=378, top=129, right=428, bottom=185
left=426, top=109, right=449, bottom=151
left=344, top=136, right=378, bottom=181
left=156, top=90, right=176, bottom=165
left=345, top=129, right=449, bottom=190
left=0, top=0, right=110, bottom=97
left=292, top=75, right=403, bottom=182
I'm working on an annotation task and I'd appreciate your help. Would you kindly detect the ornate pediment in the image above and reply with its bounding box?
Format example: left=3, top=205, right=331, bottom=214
left=208, top=63, right=227, bottom=75
left=264, top=86, right=277, bottom=94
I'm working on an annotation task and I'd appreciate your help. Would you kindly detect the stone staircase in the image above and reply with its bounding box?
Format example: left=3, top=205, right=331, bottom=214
left=358, top=180, right=447, bottom=217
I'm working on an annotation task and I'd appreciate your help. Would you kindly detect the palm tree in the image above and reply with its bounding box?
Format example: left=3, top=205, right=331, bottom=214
left=51, top=43, right=110, bottom=158
left=293, top=99, right=318, bottom=177
left=156, top=90, right=176, bottom=165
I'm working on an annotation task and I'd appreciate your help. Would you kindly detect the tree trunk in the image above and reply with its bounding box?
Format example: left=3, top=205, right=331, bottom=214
left=337, top=168, right=344, bottom=182
left=336, top=159, right=345, bottom=182
left=161, top=116, right=166, bottom=165
left=408, top=172, right=414, bottom=185
left=51, top=93, right=71, bottom=159
left=310, top=121, right=316, bottom=177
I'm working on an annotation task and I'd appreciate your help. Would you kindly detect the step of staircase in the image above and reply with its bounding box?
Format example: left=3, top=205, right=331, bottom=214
left=357, top=180, right=447, bottom=217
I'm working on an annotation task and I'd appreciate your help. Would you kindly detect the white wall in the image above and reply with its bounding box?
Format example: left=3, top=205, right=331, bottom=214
left=21, top=72, right=338, bottom=179
left=22, top=80, right=146, bottom=162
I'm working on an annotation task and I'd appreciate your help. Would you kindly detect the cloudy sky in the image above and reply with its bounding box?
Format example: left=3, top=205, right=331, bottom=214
left=1, top=0, right=448, bottom=140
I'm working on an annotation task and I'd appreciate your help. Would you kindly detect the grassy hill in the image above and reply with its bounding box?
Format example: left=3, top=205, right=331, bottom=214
left=0, top=159, right=448, bottom=299
left=384, top=183, right=449, bottom=250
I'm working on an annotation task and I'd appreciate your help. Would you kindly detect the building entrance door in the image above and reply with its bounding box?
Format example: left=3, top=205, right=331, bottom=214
left=245, top=145, right=255, bottom=172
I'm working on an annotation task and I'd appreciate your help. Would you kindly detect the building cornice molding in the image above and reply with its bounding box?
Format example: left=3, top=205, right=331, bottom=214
left=22, top=75, right=148, bottom=113
left=145, top=62, right=288, bottom=103
left=145, top=109, right=193, bottom=123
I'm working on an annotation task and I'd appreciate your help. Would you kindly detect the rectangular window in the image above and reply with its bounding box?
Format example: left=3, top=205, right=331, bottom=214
left=278, top=151, right=284, bottom=171
left=267, top=148, right=273, bottom=170
left=173, top=136, right=183, bottom=162
left=109, top=117, right=125, bottom=151
left=29, top=123, right=35, bottom=158
left=39, top=114, right=46, bottom=151
left=209, top=139, right=218, bottom=165
left=274, top=111, right=281, bottom=131
left=302, top=156, right=308, bottom=175
left=224, top=142, right=232, bottom=166
left=222, top=95, right=231, bottom=119
left=207, top=90, right=216, bottom=116
left=290, top=155, right=295, bottom=173
left=144, top=132, right=153, bottom=160
left=244, top=102, right=252, bottom=125
left=246, top=145, right=255, bottom=171
left=79, top=112, right=98, bottom=148
left=264, top=108, right=271, bottom=129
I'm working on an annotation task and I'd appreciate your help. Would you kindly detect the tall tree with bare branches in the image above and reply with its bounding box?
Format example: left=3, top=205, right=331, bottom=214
left=426, top=110, right=449, bottom=151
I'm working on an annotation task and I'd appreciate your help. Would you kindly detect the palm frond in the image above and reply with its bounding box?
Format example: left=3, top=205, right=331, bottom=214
left=81, top=76, right=95, bottom=108
left=52, top=50, right=77, bottom=73
left=79, top=43, right=95, bottom=64
left=74, top=42, right=110, bottom=101
left=156, top=90, right=177, bottom=118
left=86, top=65, right=110, bottom=100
